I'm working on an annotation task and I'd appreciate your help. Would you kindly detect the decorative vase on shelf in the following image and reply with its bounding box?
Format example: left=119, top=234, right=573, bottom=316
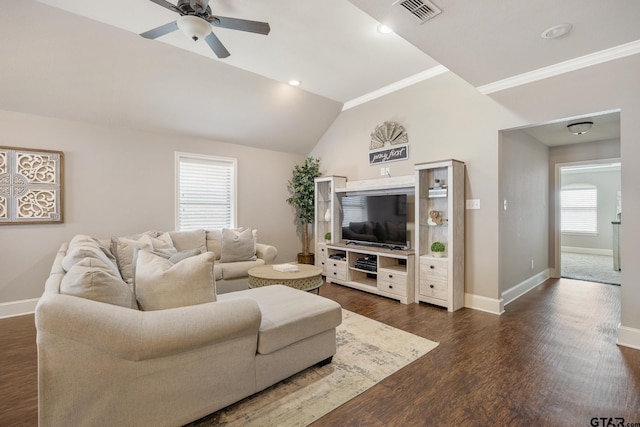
left=324, top=208, right=331, bottom=222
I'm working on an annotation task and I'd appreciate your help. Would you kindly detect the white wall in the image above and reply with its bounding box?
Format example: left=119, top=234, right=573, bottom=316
left=0, top=110, right=305, bottom=305
left=311, top=53, right=640, bottom=346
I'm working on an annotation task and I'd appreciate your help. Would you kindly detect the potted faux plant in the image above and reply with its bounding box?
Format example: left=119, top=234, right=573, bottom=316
left=286, top=157, right=321, bottom=264
left=430, top=241, right=445, bottom=257
left=324, top=232, right=331, bottom=243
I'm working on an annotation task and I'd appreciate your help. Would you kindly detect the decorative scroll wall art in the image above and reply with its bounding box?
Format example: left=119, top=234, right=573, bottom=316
left=368, top=121, right=409, bottom=165
left=0, top=146, right=64, bottom=224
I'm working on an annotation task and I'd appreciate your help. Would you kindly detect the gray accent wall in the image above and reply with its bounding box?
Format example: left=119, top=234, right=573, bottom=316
left=499, top=130, right=549, bottom=293
left=0, top=110, right=304, bottom=303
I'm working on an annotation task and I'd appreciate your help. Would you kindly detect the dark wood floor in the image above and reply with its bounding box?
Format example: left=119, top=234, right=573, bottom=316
left=1, top=278, right=639, bottom=426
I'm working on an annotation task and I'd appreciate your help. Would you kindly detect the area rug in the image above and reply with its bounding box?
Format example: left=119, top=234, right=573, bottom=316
left=561, top=252, right=621, bottom=285
left=187, top=310, right=439, bottom=427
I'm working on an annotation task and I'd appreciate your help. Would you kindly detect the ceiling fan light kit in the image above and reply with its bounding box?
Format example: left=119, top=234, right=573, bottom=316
left=177, top=15, right=211, bottom=41
left=141, top=0, right=270, bottom=58
left=567, top=121, right=594, bottom=135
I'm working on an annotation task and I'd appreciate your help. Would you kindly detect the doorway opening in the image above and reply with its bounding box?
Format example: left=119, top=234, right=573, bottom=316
left=558, top=160, right=621, bottom=285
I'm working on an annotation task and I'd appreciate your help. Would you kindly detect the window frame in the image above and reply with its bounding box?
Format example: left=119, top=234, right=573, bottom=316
left=174, top=152, right=237, bottom=231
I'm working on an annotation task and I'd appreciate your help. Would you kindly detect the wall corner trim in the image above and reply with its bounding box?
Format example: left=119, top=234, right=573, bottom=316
left=464, top=293, right=503, bottom=315
left=0, top=298, right=39, bottom=319
left=617, top=325, right=640, bottom=350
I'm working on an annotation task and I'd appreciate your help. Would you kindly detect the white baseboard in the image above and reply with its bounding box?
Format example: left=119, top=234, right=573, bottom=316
left=617, top=325, right=640, bottom=350
left=464, top=293, right=503, bottom=315
left=502, top=269, right=550, bottom=311
left=561, top=246, right=613, bottom=256
left=0, top=298, right=39, bottom=319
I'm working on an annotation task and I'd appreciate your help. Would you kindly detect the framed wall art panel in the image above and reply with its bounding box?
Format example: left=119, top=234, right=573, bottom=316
left=0, top=146, right=64, bottom=225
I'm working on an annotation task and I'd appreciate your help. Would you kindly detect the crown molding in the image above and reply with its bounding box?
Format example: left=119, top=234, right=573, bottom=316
left=478, top=39, right=640, bottom=95
left=342, top=65, right=449, bottom=111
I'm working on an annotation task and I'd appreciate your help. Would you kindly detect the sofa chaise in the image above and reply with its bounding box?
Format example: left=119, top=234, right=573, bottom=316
left=35, top=231, right=342, bottom=426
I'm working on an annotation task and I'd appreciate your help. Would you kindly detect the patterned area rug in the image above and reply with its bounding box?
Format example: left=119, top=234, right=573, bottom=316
left=561, top=252, right=621, bottom=285
left=188, top=310, right=438, bottom=427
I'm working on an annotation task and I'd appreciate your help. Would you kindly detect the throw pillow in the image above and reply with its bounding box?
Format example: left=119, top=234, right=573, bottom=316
left=220, top=228, right=257, bottom=263
left=60, top=256, right=137, bottom=309
left=169, top=229, right=207, bottom=254
left=111, top=232, right=177, bottom=285
left=134, top=250, right=216, bottom=311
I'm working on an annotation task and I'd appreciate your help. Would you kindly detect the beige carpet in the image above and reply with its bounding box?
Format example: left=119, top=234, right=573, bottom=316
left=188, top=310, right=439, bottom=427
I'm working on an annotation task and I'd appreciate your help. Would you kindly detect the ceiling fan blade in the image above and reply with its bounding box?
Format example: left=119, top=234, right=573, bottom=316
left=207, top=16, right=270, bottom=35
left=140, top=21, right=179, bottom=39
left=204, top=32, right=230, bottom=58
left=148, top=0, right=182, bottom=14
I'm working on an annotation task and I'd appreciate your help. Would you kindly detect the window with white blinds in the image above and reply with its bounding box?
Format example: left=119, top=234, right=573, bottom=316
left=175, top=153, right=236, bottom=231
left=560, top=184, right=597, bottom=234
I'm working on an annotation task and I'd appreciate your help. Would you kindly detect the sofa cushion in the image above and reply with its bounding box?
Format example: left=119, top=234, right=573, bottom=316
left=134, top=250, right=216, bottom=311
left=60, top=256, right=137, bottom=309
left=62, top=235, right=121, bottom=279
left=219, top=285, right=342, bottom=355
left=220, top=259, right=264, bottom=280
left=220, top=228, right=257, bottom=263
left=111, top=233, right=176, bottom=285
left=169, top=229, right=207, bottom=254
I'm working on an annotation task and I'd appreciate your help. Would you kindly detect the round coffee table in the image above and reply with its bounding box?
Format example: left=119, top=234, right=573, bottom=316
left=248, top=264, right=323, bottom=293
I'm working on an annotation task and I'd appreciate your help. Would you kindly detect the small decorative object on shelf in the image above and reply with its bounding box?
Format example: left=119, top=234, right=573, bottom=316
left=324, top=232, right=331, bottom=243
left=428, top=186, right=447, bottom=198
left=434, top=178, right=442, bottom=188
left=324, top=207, right=331, bottom=222
left=427, top=210, right=445, bottom=226
left=430, top=241, right=445, bottom=257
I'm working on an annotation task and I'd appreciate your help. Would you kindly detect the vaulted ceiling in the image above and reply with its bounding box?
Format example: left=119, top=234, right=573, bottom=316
left=1, top=0, right=638, bottom=153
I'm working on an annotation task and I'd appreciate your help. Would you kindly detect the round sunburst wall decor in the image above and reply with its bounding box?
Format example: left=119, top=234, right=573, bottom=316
left=370, top=121, right=408, bottom=150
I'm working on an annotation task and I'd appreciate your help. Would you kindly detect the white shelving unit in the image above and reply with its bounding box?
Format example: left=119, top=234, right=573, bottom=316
left=415, top=160, right=465, bottom=311
left=314, top=176, right=346, bottom=275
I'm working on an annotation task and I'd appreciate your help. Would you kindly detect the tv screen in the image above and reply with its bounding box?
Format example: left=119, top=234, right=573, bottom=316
left=340, top=193, right=408, bottom=249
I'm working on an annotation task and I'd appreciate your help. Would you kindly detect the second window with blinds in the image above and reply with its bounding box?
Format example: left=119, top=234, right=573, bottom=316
left=175, top=152, right=237, bottom=231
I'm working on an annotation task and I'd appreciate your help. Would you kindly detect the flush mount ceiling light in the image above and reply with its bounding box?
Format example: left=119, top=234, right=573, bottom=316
left=541, top=23, right=573, bottom=39
left=176, top=15, right=211, bottom=41
left=288, top=80, right=301, bottom=87
left=567, top=121, right=594, bottom=135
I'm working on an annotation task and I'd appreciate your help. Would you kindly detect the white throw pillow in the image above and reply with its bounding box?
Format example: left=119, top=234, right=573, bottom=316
left=134, top=250, right=216, bottom=311
left=220, top=228, right=257, bottom=263
left=60, top=256, right=137, bottom=309
left=111, top=232, right=177, bottom=285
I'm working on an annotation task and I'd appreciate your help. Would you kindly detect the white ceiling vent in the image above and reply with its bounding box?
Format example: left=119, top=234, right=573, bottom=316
left=393, top=0, right=442, bottom=24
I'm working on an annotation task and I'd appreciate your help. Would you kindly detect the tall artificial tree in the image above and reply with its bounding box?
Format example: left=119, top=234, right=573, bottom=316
left=286, top=157, right=321, bottom=261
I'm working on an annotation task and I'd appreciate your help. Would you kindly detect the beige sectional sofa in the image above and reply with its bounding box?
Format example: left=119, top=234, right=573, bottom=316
left=35, top=231, right=342, bottom=427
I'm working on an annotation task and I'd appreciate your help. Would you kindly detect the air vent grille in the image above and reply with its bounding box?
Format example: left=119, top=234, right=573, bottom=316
left=393, top=0, right=442, bottom=24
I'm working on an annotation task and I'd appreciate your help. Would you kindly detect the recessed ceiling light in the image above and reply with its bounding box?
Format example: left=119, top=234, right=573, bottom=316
left=541, top=23, right=572, bottom=39
left=288, top=80, right=301, bottom=87
left=377, top=24, right=393, bottom=34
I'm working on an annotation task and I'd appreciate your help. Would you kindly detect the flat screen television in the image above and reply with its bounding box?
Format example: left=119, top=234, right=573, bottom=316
left=340, top=193, right=408, bottom=250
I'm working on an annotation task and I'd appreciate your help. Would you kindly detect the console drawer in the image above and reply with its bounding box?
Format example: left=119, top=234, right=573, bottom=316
left=419, top=277, right=447, bottom=300
left=378, top=268, right=408, bottom=297
left=420, top=257, right=448, bottom=279
left=327, top=260, right=347, bottom=281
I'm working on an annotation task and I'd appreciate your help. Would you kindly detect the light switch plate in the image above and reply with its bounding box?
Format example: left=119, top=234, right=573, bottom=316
left=466, top=199, right=480, bottom=210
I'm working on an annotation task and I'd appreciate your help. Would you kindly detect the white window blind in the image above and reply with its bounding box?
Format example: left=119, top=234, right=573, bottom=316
left=176, top=153, right=236, bottom=231
left=560, top=184, right=597, bottom=234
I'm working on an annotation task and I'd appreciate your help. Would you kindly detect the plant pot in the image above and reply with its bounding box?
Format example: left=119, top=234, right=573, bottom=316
left=433, top=252, right=444, bottom=258
left=297, top=253, right=315, bottom=265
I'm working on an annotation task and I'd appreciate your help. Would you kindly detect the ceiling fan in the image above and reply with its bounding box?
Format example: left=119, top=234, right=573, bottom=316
left=140, top=0, right=270, bottom=59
